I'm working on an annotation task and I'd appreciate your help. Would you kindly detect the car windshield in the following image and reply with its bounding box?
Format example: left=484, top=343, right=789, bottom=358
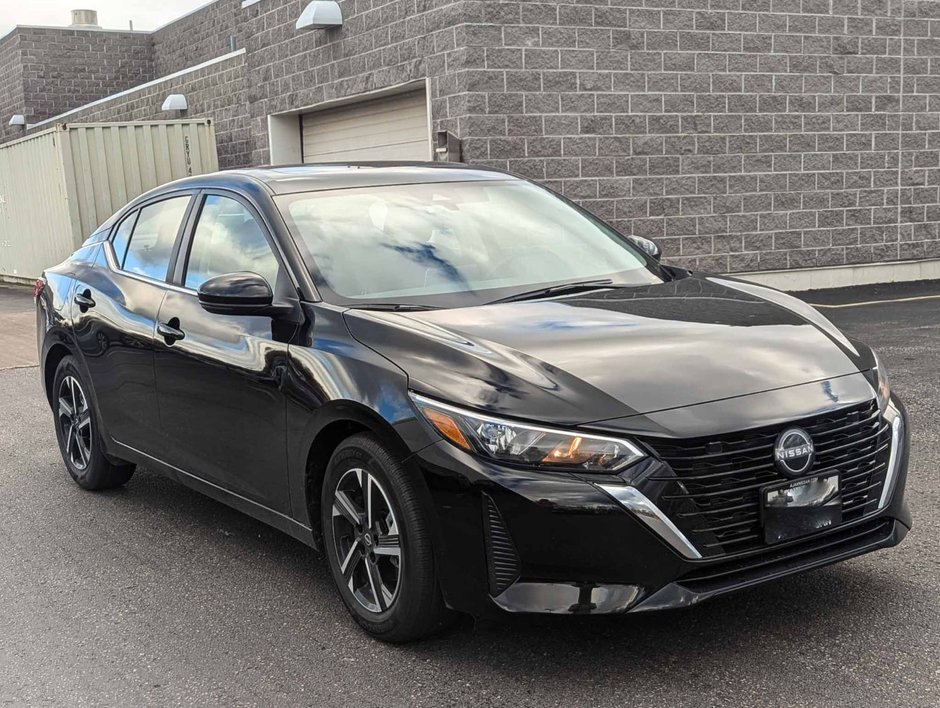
left=276, top=179, right=664, bottom=308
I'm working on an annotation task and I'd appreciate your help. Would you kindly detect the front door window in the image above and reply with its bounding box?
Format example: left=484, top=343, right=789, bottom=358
left=183, top=195, right=281, bottom=290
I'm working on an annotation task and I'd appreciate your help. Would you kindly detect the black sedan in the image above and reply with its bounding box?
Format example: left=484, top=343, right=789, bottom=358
left=36, top=164, right=911, bottom=642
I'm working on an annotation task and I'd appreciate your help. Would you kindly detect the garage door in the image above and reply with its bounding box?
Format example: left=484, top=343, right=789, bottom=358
left=301, top=90, right=430, bottom=163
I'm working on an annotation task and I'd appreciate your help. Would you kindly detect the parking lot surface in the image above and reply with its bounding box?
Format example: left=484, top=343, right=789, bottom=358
left=0, top=285, right=37, bottom=369
left=0, top=282, right=937, bottom=707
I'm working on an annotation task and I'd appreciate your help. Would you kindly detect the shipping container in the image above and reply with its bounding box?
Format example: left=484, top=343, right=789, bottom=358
left=0, top=120, right=218, bottom=284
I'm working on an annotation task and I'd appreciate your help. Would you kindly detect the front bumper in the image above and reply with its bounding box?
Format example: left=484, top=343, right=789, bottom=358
left=412, top=394, right=912, bottom=618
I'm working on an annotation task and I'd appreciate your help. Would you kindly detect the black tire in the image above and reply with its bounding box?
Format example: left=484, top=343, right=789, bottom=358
left=52, top=355, right=135, bottom=491
left=321, top=433, right=452, bottom=642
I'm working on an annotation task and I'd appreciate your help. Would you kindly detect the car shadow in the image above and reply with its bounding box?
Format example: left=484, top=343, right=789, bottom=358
left=396, top=564, right=914, bottom=702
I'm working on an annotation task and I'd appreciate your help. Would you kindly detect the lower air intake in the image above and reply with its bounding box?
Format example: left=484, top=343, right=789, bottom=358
left=482, top=494, right=521, bottom=595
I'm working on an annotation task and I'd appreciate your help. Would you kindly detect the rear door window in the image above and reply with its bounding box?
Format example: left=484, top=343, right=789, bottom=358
left=122, top=196, right=191, bottom=280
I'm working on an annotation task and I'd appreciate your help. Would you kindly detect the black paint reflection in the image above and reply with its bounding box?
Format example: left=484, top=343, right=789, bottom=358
left=346, top=274, right=868, bottom=426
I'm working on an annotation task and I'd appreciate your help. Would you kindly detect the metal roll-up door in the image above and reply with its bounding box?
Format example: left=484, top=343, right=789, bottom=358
left=301, top=90, right=430, bottom=163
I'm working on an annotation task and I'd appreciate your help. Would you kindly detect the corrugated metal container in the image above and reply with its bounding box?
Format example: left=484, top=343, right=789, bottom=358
left=0, top=120, right=218, bottom=283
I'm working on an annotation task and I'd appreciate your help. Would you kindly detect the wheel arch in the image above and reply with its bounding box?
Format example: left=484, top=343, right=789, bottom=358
left=43, top=342, right=73, bottom=406
left=41, top=335, right=123, bottom=465
left=303, top=401, right=415, bottom=549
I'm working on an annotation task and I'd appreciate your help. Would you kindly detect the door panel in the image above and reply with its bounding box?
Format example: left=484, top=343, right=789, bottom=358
left=72, top=245, right=166, bottom=453
left=153, top=290, right=291, bottom=512
left=70, top=195, right=193, bottom=453
left=152, top=192, right=293, bottom=512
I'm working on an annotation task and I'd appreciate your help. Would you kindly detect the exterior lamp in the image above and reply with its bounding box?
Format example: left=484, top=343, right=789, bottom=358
left=296, top=1, right=343, bottom=30
left=161, top=94, right=188, bottom=113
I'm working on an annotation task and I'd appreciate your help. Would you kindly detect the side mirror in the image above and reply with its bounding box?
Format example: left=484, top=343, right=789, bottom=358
left=197, top=272, right=274, bottom=316
left=627, top=235, right=661, bottom=261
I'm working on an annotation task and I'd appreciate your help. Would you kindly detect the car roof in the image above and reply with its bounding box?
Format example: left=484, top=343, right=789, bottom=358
left=149, top=162, right=521, bottom=197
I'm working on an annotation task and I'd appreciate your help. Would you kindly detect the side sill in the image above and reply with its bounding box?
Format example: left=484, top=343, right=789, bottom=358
left=110, top=440, right=316, bottom=549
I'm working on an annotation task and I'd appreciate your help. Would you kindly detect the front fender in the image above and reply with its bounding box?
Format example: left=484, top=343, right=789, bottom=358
left=283, top=304, right=438, bottom=533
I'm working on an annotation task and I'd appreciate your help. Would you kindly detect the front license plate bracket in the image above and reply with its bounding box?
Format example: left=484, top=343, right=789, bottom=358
left=762, top=473, right=842, bottom=545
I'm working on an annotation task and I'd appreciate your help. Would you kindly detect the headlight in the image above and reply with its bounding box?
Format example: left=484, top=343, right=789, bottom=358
left=410, top=394, right=646, bottom=472
left=872, top=350, right=891, bottom=411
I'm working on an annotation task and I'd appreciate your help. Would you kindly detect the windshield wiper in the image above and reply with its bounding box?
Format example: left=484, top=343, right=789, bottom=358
left=349, top=303, right=440, bottom=312
left=351, top=279, right=622, bottom=310
left=487, top=278, right=616, bottom=305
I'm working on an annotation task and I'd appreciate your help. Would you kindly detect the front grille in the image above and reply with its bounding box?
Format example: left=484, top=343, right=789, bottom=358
left=639, top=399, right=891, bottom=558
left=482, top=494, right=521, bottom=595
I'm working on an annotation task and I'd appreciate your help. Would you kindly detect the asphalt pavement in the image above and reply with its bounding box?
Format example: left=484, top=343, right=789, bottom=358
left=0, top=285, right=37, bottom=369
left=0, top=281, right=937, bottom=707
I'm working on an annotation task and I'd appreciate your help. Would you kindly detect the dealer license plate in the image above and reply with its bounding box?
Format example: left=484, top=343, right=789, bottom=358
left=762, top=473, right=842, bottom=544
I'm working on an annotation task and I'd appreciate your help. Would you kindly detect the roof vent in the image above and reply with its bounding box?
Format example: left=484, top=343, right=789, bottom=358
left=70, top=9, right=100, bottom=28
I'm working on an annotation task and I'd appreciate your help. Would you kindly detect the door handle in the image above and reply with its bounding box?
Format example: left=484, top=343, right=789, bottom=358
left=74, top=290, right=95, bottom=310
left=157, top=319, right=186, bottom=344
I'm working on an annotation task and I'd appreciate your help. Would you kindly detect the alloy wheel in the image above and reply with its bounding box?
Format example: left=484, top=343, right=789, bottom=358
left=58, top=375, right=92, bottom=470
left=331, top=468, right=403, bottom=613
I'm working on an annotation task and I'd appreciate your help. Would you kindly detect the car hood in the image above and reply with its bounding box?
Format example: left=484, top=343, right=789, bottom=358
left=343, top=274, right=873, bottom=426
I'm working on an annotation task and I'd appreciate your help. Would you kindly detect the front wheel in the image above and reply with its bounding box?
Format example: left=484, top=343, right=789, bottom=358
left=52, top=355, right=135, bottom=490
left=321, top=433, right=452, bottom=642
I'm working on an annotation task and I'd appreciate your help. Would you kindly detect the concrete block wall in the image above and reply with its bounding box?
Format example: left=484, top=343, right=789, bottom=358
left=13, top=27, right=154, bottom=126
left=29, top=53, right=252, bottom=169
left=240, top=0, right=472, bottom=166
left=152, top=0, right=246, bottom=76
left=0, top=32, right=26, bottom=144
left=2, top=0, right=939, bottom=273
left=455, top=0, right=940, bottom=272
left=5, top=0, right=472, bottom=171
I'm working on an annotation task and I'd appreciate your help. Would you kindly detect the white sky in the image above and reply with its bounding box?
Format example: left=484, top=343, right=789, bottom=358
left=0, top=0, right=213, bottom=37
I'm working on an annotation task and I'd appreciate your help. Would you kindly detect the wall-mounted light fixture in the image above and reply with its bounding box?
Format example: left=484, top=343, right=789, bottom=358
left=8, top=114, right=26, bottom=128
left=435, top=130, right=463, bottom=163
left=161, top=94, right=188, bottom=112
left=296, top=1, right=343, bottom=30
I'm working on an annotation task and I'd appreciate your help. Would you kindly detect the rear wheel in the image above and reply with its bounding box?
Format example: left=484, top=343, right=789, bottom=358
left=321, top=433, right=452, bottom=642
left=52, top=356, right=135, bottom=490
